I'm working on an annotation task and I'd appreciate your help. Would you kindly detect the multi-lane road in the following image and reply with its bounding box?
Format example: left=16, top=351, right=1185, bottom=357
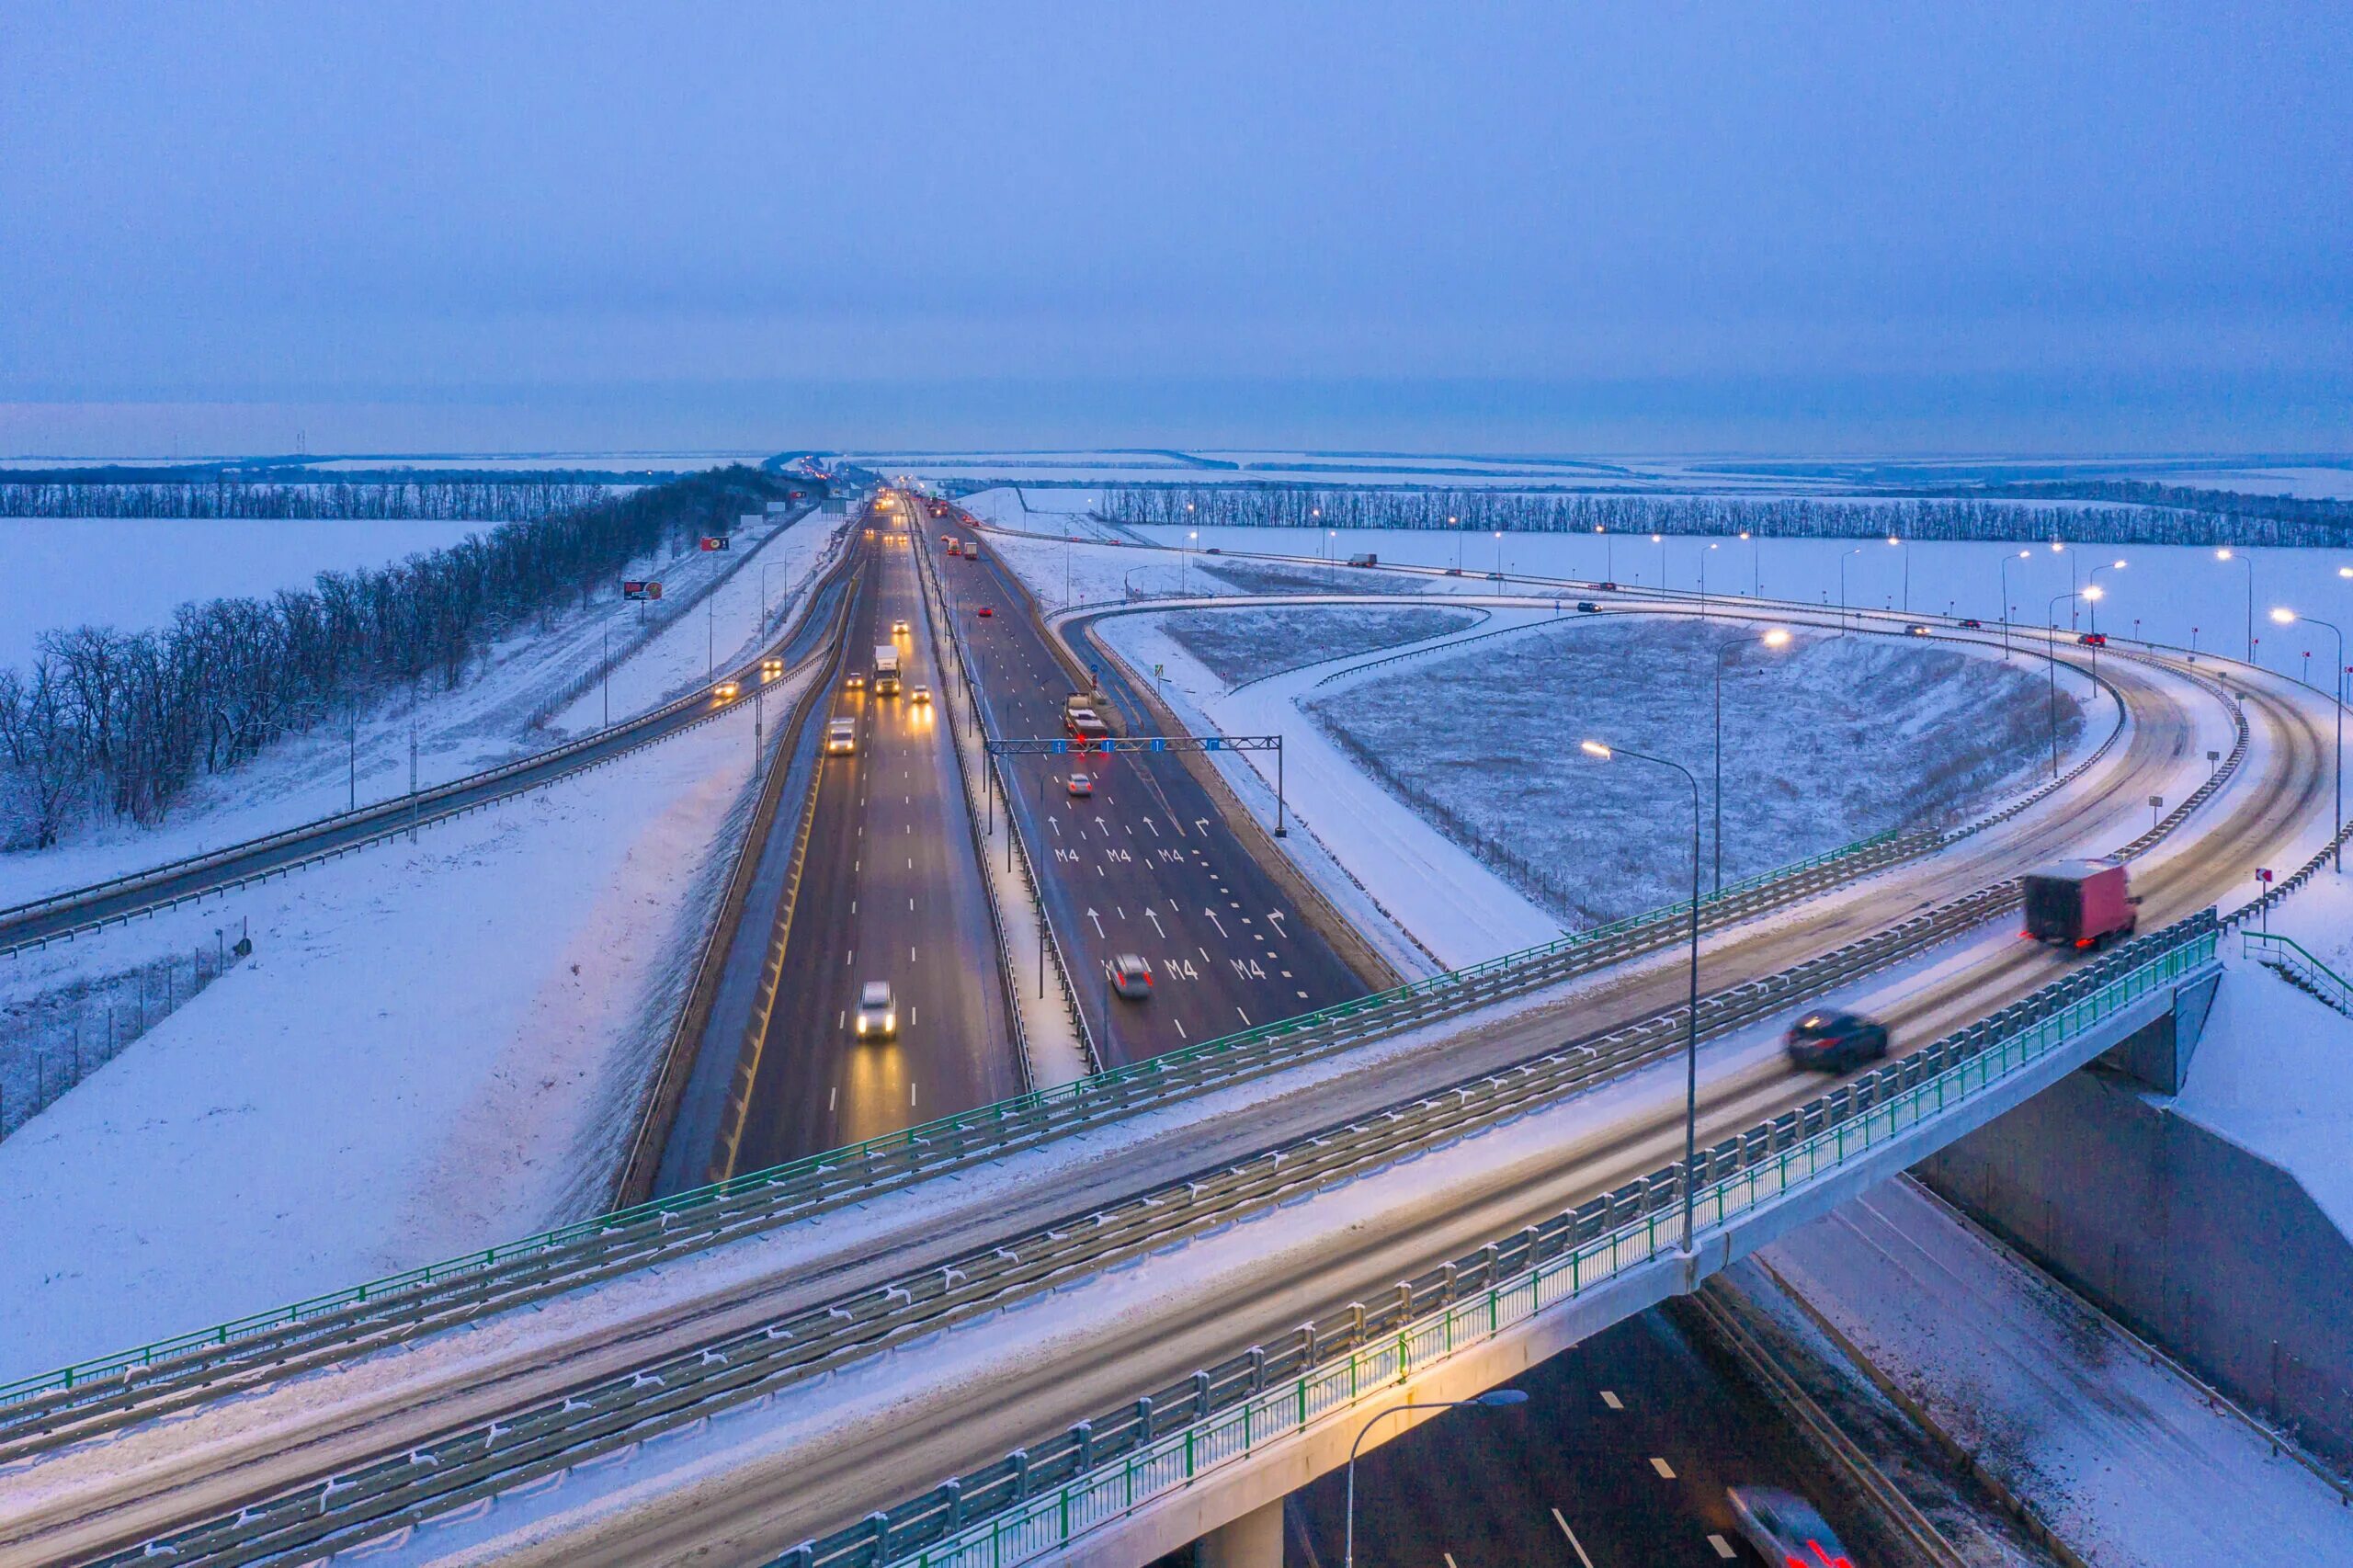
left=710, top=517, right=1024, bottom=1176
left=933, top=511, right=1370, bottom=1065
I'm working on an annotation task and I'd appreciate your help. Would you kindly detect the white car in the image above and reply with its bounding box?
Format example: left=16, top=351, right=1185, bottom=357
left=909, top=684, right=932, bottom=705
left=826, top=718, right=857, bottom=755
left=1725, top=1487, right=1853, bottom=1568
left=854, top=981, right=896, bottom=1040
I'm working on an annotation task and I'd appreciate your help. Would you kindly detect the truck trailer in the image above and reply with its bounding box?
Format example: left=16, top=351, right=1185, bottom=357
left=872, top=645, right=902, bottom=695
left=2020, top=859, right=2138, bottom=949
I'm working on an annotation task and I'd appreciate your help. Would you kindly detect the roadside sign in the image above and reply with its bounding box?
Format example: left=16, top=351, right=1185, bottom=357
left=700, top=536, right=731, bottom=551
left=621, top=580, right=663, bottom=601
left=2256, top=868, right=2275, bottom=882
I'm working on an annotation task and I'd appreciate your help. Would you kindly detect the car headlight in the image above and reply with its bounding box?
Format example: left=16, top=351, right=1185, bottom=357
left=856, top=1013, right=869, bottom=1030
left=885, top=1012, right=896, bottom=1029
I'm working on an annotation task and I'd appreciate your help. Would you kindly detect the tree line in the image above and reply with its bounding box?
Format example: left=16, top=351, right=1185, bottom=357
left=0, top=479, right=614, bottom=521
left=0, top=466, right=788, bottom=850
left=1097, top=485, right=2353, bottom=550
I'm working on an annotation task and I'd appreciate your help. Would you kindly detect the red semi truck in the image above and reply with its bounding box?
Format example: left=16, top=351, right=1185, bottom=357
left=2020, top=859, right=2139, bottom=949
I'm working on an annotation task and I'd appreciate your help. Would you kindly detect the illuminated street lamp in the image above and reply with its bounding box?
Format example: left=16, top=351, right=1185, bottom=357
left=2273, top=607, right=2344, bottom=870
left=2216, top=548, right=2254, bottom=661
left=1652, top=532, right=1665, bottom=590
left=1886, top=535, right=1907, bottom=613
left=1343, top=1391, right=1529, bottom=1568
left=1739, top=529, right=1757, bottom=597
left=1713, top=629, right=1792, bottom=892
left=1837, top=546, right=1864, bottom=636
left=2047, top=589, right=2086, bottom=778
left=1997, top=549, right=2032, bottom=660
left=1580, top=737, right=1702, bottom=1254
left=2086, top=559, right=2127, bottom=634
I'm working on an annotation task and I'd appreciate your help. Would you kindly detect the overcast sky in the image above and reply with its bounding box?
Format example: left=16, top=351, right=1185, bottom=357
left=3, top=2, right=2347, bottom=457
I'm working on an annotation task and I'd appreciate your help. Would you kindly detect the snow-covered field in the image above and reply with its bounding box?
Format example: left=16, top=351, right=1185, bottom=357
left=1759, top=1179, right=2353, bottom=1562
left=1159, top=605, right=1481, bottom=687
left=0, top=506, right=843, bottom=907
left=1304, top=619, right=2075, bottom=927
left=0, top=516, right=486, bottom=667
left=1142, top=525, right=2353, bottom=682
left=0, top=669, right=795, bottom=1381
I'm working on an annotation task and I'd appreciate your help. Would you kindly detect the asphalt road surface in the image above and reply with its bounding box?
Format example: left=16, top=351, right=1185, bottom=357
left=934, top=514, right=1368, bottom=1066
left=1283, top=1308, right=1902, bottom=1568
left=722, top=519, right=1023, bottom=1173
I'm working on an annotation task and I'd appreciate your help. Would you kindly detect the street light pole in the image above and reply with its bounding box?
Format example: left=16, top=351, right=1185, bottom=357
left=1837, top=547, right=1863, bottom=636
left=1997, top=550, right=2029, bottom=660
left=1713, top=629, right=1792, bottom=891
left=1580, top=739, right=1703, bottom=1253
left=2273, top=608, right=2344, bottom=871
left=2086, top=559, right=2127, bottom=635
left=1887, top=535, right=1906, bottom=613
left=2047, top=589, right=2084, bottom=778
left=2217, top=548, right=2255, bottom=662
left=1343, top=1392, right=1529, bottom=1568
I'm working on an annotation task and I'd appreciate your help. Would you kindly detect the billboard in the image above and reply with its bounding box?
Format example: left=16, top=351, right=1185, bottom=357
left=621, top=580, right=663, bottom=601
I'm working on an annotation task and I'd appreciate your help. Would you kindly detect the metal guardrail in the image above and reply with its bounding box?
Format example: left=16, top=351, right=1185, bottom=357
left=2242, top=930, right=2353, bottom=1018
left=0, top=526, right=849, bottom=960
left=862, top=915, right=2222, bottom=1568
left=0, top=817, right=1984, bottom=1421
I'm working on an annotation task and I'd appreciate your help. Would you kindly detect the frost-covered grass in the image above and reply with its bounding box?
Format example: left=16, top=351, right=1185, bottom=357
left=1161, top=605, right=1480, bottom=689
left=1308, top=620, right=2081, bottom=926
left=1199, top=558, right=1436, bottom=599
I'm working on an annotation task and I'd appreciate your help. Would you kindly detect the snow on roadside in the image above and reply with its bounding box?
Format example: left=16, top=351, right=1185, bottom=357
left=1760, top=1178, right=2352, bottom=1563
left=0, top=690, right=787, bottom=1381
left=0, top=507, right=828, bottom=908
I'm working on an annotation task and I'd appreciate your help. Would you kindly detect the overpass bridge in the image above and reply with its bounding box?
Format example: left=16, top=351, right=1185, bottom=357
left=0, top=495, right=2341, bottom=1568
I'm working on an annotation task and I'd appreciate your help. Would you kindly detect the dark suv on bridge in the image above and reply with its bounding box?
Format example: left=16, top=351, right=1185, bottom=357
left=1784, top=1009, right=1890, bottom=1072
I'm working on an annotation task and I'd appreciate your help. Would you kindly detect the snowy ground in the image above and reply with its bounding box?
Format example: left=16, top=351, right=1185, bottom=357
left=1158, top=604, right=1481, bottom=687
left=0, top=506, right=847, bottom=907
left=0, top=516, right=485, bottom=668
left=1140, top=525, right=2353, bottom=686
left=0, top=677, right=793, bottom=1381
left=1760, top=1178, right=2352, bottom=1564
left=1304, top=619, right=2075, bottom=927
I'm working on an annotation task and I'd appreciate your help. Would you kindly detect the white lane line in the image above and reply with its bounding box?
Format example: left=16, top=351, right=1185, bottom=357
left=1236, top=1006, right=1251, bottom=1026
left=828, top=1085, right=837, bottom=1110
left=850, top=901, right=857, bottom=915
left=1708, top=1535, right=1737, bottom=1559
left=1173, top=1018, right=1187, bottom=1039
left=835, top=1013, right=845, bottom=1032
left=847, top=949, right=855, bottom=965
left=1552, top=1509, right=1596, bottom=1568
left=1649, top=1457, right=1676, bottom=1479
left=910, top=1082, right=918, bottom=1107
left=1600, top=1390, right=1622, bottom=1410
left=1444, top=1556, right=1459, bottom=1568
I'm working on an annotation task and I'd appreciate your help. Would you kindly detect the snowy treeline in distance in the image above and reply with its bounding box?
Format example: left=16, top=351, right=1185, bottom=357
left=0, top=467, right=789, bottom=851
left=0, top=480, right=612, bottom=522
left=1100, top=484, right=2353, bottom=550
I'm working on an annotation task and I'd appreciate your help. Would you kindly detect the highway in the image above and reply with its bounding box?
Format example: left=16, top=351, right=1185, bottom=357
left=0, top=567, right=2336, bottom=1568
left=931, top=512, right=1371, bottom=1065
left=714, top=514, right=1023, bottom=1177
left=0, top=500, right=843, bottom=956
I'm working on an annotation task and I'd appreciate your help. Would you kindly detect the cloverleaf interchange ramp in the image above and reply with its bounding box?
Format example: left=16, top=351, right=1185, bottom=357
left=0, top=499, right=2340, bottom=1568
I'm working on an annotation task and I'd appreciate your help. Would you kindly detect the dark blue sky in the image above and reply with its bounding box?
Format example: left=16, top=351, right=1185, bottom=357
left=4, top=3, right=2347, bottom=455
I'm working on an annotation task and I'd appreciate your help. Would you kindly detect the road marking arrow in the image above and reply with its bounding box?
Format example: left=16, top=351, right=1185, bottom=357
left=1194, top=817, right=1212, bottom=835
left=1145, top=907, right=1166, bottom=938
left=1086, top=908, right=1107, bottom=938
left=1203, top=907, right=1230, bottom=938
left=1267, top=911, right=1289, bottom=938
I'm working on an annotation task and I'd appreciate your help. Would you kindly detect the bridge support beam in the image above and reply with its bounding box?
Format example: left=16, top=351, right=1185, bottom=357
left=1195, top=1498, right=1283, bottom=1568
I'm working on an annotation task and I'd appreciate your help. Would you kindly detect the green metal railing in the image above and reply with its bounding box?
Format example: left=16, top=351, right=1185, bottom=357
left=0, top=822, right=1927, bottom=1409
left=883, top=926, right=2218, bottom=1568
left=2243, top=930, right=2353, bottom=1018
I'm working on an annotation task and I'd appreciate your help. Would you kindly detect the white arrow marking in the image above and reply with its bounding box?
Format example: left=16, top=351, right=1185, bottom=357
left=1267, top=912, right=1289, bottom=938
left=1086, top=908, right=1107, bottom=938
left=1141, top=816, right=1159, bottom=835
left=1145, top=907, right=1166, bottom=939
left=1049, top=817, right=1062, bottom=835
left=1194, top=817, right=1212, bottom=835
left=1203, top=908, right=1230, bottom=938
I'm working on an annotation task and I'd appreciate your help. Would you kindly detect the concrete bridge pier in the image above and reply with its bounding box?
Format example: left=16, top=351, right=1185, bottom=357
left=1194, top=1498, right=1284, bottom=1568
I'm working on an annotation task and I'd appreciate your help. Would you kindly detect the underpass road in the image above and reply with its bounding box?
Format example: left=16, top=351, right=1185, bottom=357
left=724, top=521, right=1022, bottom=1176
left=935, top=515, right=1368, bottom=1065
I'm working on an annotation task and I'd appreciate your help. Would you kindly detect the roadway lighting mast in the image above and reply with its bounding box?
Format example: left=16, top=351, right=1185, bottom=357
left=1712, top=629, right=1792, bottom=892
left=1580, top=739, right=1703, bottom=1255
left=2217, top=548, right=2255, bottom=662
left=1740, top=530, right=1757, bottom=596
left=1342, top=1392, right=1528, bottom=1568
left=1887, top=535, right=1906, bottom=612
left=2047, top=589, right=2086, bottom=778
left=1837, top=547, right=1864, bottom=635
left=1997, top=549, right=2031, bottom=660
left=2273, top=608, right=2344, bottom=871
left=2086, top=559, right=2127, bottom=635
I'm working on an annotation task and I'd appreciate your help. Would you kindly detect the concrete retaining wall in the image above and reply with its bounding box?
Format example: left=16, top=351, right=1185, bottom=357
left=1915, top=1051, right=2353, bottom=1468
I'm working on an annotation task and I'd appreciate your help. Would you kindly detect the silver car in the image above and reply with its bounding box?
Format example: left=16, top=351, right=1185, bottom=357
left=854, top=981, right=896, bottom=1040
left=1725, top=1486, right=1854, bottom=1568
